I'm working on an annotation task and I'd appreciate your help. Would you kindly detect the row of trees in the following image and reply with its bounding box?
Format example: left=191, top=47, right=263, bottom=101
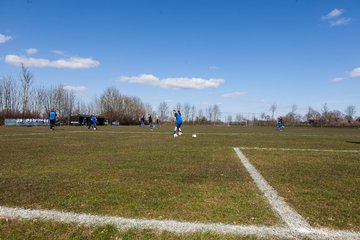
left=1, top=66, right=358, bottom=126
left=250, top=103, right=358, bottom=127
left=0, top=66, right=225, bottom=125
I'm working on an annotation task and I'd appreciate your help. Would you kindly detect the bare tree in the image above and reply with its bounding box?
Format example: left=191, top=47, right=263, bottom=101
left=190, top=105, right=196, bottom=123
left=183, top=103, right=191, bottom=122
left=175, top=102, right=182, bottom=112
left=20, top=64, right=33, bottom=117
left=212, top=104, right=221, bottom=122
left=206, top=105, right=213, bottom=122
left=145, top=103, right=153, bottom=116
left=235, top=114, right=243, bottom=122
left=100, top=87, right=123, bottom=122
left=344, top=105, right=356, bottom=121
left=305, top=106, right=321, bottom=125
left=197, top=109, right=204, bottom=123
left=32, top=86, right=46, bottom=116
left=64, top=90, right=75, bottom=124
left=1, top=76, right=20, bottom=113
left=158, top=101, right=169, bottom=121
left=269, top=103, right=277, bottom=120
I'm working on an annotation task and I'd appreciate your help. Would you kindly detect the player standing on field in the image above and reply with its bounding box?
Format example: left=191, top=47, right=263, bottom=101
left=89, top=114, right=97, bottom=130
left=277, top=117, right=284, bottom=131
left=148, top=114, right=153, bottom=129
left=49, top=110, right=57, bottom=130
left=173, top=110, right=183, bottom=137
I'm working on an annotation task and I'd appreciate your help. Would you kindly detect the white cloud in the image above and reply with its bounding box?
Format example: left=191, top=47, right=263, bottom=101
left=321, top=8, right=343, bottom=20
left=350, top=67, right=360, bottom=78
left=119, top=74, right=224, bottom=90
left=331, top=77, right=345, bottom=82
left=26, top=48, right=38, bottom=55
left=222, top=91, right=247, bottom=98
left=0, top=33, right=12, bottom=43
left=330, top=17, right=351, bottom=27
left=5, top=54, right=100, bottom=69
left=52, top=50, right=65, bottom=56
left=208, top=66, right=218, bottom=70
left=63, top=85, right=87, bottom=92
left=321, top=9, right=351, bottom=27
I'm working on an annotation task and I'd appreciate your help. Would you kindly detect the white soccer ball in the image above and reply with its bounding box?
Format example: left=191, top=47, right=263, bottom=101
left=192, top=134, right=197, bottom=138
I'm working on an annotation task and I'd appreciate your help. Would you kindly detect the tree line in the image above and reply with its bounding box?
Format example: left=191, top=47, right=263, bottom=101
left=0, top=66, right=224, bottom=125
left=1, top=66, right=358, bottom=126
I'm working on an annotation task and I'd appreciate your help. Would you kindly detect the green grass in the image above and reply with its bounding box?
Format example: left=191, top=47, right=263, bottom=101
left=243, top=149, right=360, bottom=231
left=0, top=219, right=268, bottom=240
left=0, top=124, right=359, bottom=238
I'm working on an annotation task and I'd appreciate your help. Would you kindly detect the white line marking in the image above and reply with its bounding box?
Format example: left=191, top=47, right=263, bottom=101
left=239, top=147, right=360, bottom=153
left=1, top=206, right=360, bottom=239
left=234, top=147, right=312, bottom=231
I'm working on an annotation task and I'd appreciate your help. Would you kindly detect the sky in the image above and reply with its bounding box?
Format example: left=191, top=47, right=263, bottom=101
left=1, top=0, right=359, bottom=119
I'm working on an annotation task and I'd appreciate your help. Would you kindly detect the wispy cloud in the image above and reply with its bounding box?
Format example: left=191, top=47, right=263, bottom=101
left=350, top=67, right=360, bottom=78
left=25, top=48, right=38, bottom=55
left=330, top=17, right=351, bottom=27
left=208, top=66, right=218, bottom=70
left=52, top=50, right=65, bottom=56
left=222, top=91, right=247, bottom=98
left=331, top=66, right=360, bottom=82
left=5, top=54, right=100, bottom=69
left=330, top=77, right=345, bottom=83
left=321, top=8, right=343, bottom=20
left=119, top=74, right=224, bottom=90
left=321, top=8, right=351, bottom=27
left=0, top=33, right=12, bottom=43
left=63, top=85, right=87, bottom=93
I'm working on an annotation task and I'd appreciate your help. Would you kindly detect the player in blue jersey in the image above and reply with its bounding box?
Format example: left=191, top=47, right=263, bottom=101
left=277, top=117, right=284, bottom=131
left=89, top=114, right=97, bottom=130
left=148, top=114, right=153, bottom=129
left=173, top=110, right=183, bottom=137
left=49, top=110, right=57, bottom=130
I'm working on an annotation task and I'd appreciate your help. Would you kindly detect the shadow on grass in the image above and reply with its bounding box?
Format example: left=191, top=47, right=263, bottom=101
left=346, top=141, right=360, bottom=144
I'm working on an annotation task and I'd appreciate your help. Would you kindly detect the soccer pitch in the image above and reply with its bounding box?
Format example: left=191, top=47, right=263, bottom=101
left=0, top=125, right=359, bottom=239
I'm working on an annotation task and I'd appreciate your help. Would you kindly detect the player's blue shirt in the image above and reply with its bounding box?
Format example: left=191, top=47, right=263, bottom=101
left=91, top=116, right=97, bottom=123
left=49, top=112, right=56, bottom=120
left=175, top=113, right=182, bottom=123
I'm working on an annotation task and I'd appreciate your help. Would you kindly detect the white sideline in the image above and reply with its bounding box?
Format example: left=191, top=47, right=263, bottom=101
left=233, top=148, right=311, bottom=231
left=1, top=206, right=360, bottom=239
left=239, top=146, right=360, bottom=153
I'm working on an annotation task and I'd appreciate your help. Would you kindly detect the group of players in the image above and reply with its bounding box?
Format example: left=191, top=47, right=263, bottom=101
left=139, top=110, right=183, bottom=137
left=49, top=110, right=97, bottom=131
left=49, top=109, right=283, bottom=135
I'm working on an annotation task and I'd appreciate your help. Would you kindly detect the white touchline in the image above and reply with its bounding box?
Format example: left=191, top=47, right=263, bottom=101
left=239, top=146, right=360, bottom=153
left=234, top=147, right=312, bottom=232
left=1, top=206, right=360, bottom=240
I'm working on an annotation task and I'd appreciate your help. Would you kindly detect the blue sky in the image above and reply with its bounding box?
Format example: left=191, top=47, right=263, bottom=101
left=1, top=0, right=359, bottom=118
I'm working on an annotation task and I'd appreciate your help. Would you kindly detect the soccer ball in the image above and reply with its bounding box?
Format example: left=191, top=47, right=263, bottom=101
left=192, top=134, right=197, bottom=138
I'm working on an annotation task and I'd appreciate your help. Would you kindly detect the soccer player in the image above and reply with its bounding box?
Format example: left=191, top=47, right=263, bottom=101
left=148, top=114, right=153, bottom=129
left=156, top=118, right=160, bottom=129
left=277, top=117, right=284, bottom=131
left=49, top=110, right=57, bottom=130
left=89, top=114, right=97, bottom=130
left=140, top=115, right=145, bottom=128
left=173, top=110, right=183, bottom=137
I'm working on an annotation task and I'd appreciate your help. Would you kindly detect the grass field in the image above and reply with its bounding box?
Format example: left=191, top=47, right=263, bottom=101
left=0, top=124, right=359, bottom=239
